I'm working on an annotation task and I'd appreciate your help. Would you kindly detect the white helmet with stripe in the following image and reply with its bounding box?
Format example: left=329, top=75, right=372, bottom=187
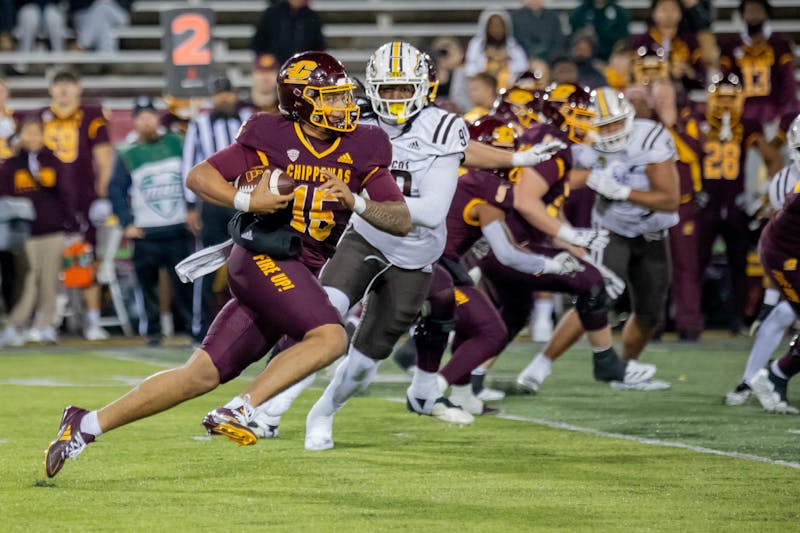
left=590, top=86, right=635, bottom=152
left=366, top=41, right=429, bottom=124
left=788, top=113, right=800, bottom=172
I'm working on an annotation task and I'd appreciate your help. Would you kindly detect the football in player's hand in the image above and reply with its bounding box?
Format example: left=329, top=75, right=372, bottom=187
left=234, top=166, right=295, bottom=195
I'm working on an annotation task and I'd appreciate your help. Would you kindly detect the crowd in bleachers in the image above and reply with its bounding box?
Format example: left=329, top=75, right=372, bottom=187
left=0, top=0, right=798, bottom=349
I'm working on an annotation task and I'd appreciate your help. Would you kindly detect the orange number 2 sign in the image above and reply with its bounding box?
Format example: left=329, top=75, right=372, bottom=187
left=171, top=13, right=211, bottom=66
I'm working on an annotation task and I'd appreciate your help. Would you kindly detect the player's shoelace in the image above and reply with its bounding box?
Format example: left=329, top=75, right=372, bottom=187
left=65, top=432, right=89, bottom=459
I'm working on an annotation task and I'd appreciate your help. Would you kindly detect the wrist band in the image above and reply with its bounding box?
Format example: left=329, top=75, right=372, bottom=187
left=556, top=224, right=577, bottom=243
left=352, top=195, right=366, bottom=214
left=233, top=190, right=251, bottom=212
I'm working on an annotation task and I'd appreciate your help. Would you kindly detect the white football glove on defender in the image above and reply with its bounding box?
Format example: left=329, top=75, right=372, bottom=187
left=582, top=255, right=626, bottom=300
left=587, top=167, right=631, bottom=201
left=511, top=140, right=567, bottom=167
left=540, top=252, right=585, bottom=276
left=556, top=224, right=610, bottom=252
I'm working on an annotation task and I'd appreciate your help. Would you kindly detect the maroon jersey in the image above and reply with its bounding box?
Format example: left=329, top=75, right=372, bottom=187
left=41, top=104, right=110, bottom=213
left=443, top=168, right=514, bottom=261
left=761, top=190, right=800, bottom=258
left=720, top=34, right=799, bottom=122
left=206, top=113, right=403, bottom=271
left=507, top=123, right=573, bottom=246
left=629, top=29, right=705, bottom=88
left=0, top=147, right=77, bottom=235
left=690, top=114, right=761, bottom=203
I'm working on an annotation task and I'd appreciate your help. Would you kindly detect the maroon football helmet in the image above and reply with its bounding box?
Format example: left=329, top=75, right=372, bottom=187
left=540, top=83, right=596, bottom=144
left=422, top=52, right=439, bottom=104
left=468, top=115, right=521, bottom=181
left=278, top=51, right=360, bottom=132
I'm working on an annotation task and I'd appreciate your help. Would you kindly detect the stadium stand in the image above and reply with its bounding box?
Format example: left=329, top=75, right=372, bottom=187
left=2, top=0, right=799, bottom=104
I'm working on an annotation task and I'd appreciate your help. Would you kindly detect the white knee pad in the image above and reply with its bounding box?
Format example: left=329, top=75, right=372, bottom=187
left=324, top=286, right=350, bottom=318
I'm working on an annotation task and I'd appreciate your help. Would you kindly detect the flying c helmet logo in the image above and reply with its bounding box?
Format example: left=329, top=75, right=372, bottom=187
left=285, top=60, right=318, bottom=83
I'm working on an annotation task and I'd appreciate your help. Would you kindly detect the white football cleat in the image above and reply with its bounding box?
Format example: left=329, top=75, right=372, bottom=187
left=622, top=359, right=657, bottom=385
left=25, top=328, right=43, bottom=343
left=723, top=384, right=752, bottom=406
left=406, top=388, right=474, bottom=424
left=84, top=324, right=110, bottom=341
left=304, top=413, right=334, bottom=451
left=248, top=409, right=280, bottom=439
left=516, top=354, right=552, bottom=394
left=0, top=325, right=24, bottom=347
left=448, top=385, right=484, bottom=415
left=476, top=387, right=505, bottom=402
left=749, top=368, right=799, bottom=415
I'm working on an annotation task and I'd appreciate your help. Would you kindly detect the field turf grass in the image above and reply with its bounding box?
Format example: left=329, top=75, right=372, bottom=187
left=1, top=336, right=799, bottom=531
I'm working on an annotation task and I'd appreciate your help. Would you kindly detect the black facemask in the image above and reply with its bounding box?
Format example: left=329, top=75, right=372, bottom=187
left=747, top=21, right=764, bottom=35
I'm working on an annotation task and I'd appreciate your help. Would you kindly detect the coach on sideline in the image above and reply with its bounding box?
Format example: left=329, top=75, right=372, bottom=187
left=109, top=97, right=192, bottom=346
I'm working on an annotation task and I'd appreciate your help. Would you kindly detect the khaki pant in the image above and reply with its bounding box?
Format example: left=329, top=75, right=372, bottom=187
left=10, top=232, right=63, bottom=330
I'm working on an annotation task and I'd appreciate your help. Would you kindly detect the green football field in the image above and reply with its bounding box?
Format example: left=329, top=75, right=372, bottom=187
left=1, top=336, right=799, bottom=531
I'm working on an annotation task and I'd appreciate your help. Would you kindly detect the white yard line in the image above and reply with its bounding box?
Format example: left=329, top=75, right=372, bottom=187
left=382, top=396, right=800, bottom=470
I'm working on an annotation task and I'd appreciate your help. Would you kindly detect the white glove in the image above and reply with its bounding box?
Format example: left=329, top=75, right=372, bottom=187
left=587, top=168, right=631, bottom=201
left=511, top=140, right=567, bottom=167
left=541, top=252, right=585, bottom=276
left=582, top=255, right=626, bottom=300
left=571, top=143, right=599, bottom=169
left=598, top=263, right=626, bottom=300
left=556, top=224, right=610, bottom=252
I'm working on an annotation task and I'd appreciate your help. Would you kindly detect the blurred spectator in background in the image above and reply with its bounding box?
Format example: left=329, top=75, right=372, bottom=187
left=550, top=55, right=579, bottom=85
left=41, top=70, right=113, bottom=341
left=464, top=73, right=498, bottom=123
left=181, top=75, right=247, bottom=341
left=109, top=97, right=191, bottom=346
left=241, top=53, right=279, bottom=116
left=720, top=0, right=798, bottom=123
left=680, top=0, right=717, bottom=69
left=13, top=0, right=66, bottom=73
left=526, top=57, right=550, bottom=87
left=511, top=0, right=565, bottom=62
left=69, top=0, right=132, bottom=53
left=465, top=9, right=527, bottom=90
left=569, top=0, right=629, bottom=61
left=0, top=115, right=76, bottom=346
left=604, top=41, right=632, bottom=91
left=428, top=36, right=470, bottom=113
left=630, top=0, right=705, bottom=90
left=571, top=28, right=606, bottom=88
left=251, top=0, right=325, bottom=65
left=0, top=0, right=14, bottom=51
left=0, top=78, right=15, bottom=159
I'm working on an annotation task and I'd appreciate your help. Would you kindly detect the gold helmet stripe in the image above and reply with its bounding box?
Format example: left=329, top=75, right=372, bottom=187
left=391, top=41, right=402, bottom=75
left=596, top=89, right=609, bottom=118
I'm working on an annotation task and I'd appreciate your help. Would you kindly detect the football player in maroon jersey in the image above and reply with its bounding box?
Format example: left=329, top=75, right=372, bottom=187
left=43, top=52, right=411, bottom=477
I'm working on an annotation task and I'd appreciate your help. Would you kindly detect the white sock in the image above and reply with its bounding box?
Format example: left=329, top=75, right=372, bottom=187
left=527, top=353, right=552, bottom=382
left=534, top=298, right=554, bottom=321
left=471, top=366, right=486, bottom=377
left=313, top=348, right=378, bottom=417
left=763, top=288, right=781, bottom=306
left=224, top=396, right=245, bottom=410
left=80, top=410, right=103, bottom=436
left=411, top=367, right=439, bottom=399
left=261, top=373, right=316, bottom=417
left=85, top=310, right=100, bottom=327
left=771, top=360, right=788, bottom=380
left=743, top=302, right=796, bottom=383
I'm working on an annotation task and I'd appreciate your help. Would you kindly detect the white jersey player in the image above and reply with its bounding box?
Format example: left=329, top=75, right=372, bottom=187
left=725, top=114, right=800, bottom=409
left=584, top=87, right=680, bottom=366
left=249, top=42, right=562, bottom=449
